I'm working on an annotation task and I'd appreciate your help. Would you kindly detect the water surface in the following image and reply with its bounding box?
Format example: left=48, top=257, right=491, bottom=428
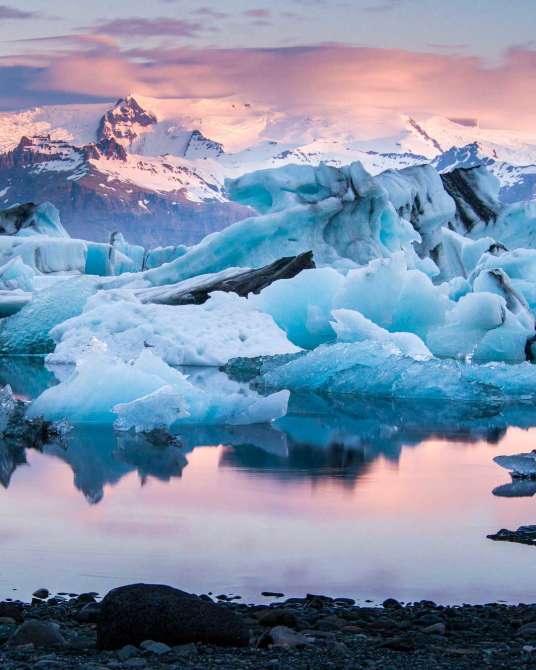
left=1, top=358, right=536, bottom=605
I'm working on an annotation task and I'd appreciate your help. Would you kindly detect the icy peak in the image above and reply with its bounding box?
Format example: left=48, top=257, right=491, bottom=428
left=97, top=95, right=158, bottom=145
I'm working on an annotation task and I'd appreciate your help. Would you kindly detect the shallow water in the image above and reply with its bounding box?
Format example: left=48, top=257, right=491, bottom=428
left=1, top=357, right=536, bottom=604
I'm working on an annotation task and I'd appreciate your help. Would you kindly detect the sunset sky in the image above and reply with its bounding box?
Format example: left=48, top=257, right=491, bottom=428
left=1, top=0, right=535, bottom=133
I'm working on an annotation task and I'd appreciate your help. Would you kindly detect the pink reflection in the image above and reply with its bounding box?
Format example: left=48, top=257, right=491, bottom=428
left=1, top=428, right=536, bottom=605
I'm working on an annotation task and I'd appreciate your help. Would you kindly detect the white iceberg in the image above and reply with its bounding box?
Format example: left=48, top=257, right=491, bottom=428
left=29, top=347, right=290, bottom=429
left=46, top=289, right=300, bottom=367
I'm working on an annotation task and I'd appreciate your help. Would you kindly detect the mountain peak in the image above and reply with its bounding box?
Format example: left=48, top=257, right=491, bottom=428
left=97, top=96, right=157, bottom=145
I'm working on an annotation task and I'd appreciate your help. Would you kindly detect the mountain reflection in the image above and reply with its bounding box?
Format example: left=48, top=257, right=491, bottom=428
left=1, top=381, right=536, bottom=502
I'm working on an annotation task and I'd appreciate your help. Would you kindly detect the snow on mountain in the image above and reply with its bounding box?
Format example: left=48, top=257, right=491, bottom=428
left=1, top=95, right=536, bottom=245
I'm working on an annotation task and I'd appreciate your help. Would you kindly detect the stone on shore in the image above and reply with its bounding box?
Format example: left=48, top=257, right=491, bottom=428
left=97, top=583, right=250, bottom=650
left=9, top=620, right=66, bottom=647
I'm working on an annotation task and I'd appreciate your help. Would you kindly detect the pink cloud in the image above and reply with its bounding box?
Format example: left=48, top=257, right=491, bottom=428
left=87, top=17, right=203, bottom=37
left=6, top=43, right=536, bottom=134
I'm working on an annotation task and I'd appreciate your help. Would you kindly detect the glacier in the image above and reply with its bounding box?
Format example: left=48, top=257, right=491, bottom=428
left=1, top=158, right=536, bottom=430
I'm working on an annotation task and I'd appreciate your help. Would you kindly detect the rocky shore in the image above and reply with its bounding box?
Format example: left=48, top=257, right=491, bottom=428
left=2, top=584, right=536, bottom=669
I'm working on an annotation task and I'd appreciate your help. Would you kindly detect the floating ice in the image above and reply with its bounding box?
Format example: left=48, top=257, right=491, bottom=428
left=29, top=347, right=290, bottom=429
left=494, top=452, right=536, bottom=478
left=47, top=289, right=300, bottom=367
left=258, top=339, right=536, bottom=403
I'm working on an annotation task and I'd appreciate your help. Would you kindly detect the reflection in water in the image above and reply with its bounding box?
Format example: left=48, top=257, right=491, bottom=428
left=2, top=360, right=536, bottom=603
left=1, top=378, right=536, bottom=501
left=493, top=480, right=536, bottom=497
left=43, top=429, right=188, bottom=504
left=0, top=356, right=56, bottom=400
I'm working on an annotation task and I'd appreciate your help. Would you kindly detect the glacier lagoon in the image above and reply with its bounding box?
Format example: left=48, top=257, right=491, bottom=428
left=3, top=159, right=536, bottom=608
left=1, top=357, right=536, bottom=605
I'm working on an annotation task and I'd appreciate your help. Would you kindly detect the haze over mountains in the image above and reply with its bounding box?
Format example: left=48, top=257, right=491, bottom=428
left=1, top=94, right=536, bottom=247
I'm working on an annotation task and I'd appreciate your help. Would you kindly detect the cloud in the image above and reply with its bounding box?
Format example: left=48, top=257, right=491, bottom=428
left=2, top=42, right=536, bottom=137
left=193, top=7, right=228, bottom=20
left=86, top=17, right=203, bottom=37
left=363, top=0, right=406, bottom=12
left=0, top=4, right=40, bottom=19
left=243, top=9, right=271, bottom=18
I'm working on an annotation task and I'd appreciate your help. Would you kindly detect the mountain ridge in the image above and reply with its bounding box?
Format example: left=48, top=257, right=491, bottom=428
left=0, top=95, right=535, bottom=246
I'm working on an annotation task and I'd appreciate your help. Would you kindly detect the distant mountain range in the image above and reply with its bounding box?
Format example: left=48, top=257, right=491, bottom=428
left=0, top=94, right=535, bottom=246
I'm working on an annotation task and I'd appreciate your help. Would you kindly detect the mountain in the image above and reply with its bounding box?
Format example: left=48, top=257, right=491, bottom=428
left=0, top=95, right=535, bottom=246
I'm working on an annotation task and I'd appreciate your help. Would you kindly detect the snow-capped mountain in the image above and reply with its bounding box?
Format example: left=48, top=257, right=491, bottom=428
left=0, top=95, right=535, bottom=245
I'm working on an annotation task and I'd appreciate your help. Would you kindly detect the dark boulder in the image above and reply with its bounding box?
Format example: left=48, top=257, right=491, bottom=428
left=0, top=602, right=23, bottom=622
left=97, top=584, right=249, bottom=650
left=137, top=251, right=315, bottom=306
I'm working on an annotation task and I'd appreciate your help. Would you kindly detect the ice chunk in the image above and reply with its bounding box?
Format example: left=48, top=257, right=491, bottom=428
left=376, top=164, right=456, bottom=257
left=0, top=384, right=16, bottom=434
left=144, top=244, right=188, bottom=269
left=0, top=202, right=69, bottom=238
left=0, top=275, right=100, bottom=354
left=494, top=452, right=536, bottom=478
left=249, top=267, right=344, bottom=348
left=0, top=257, right=36, bottom=291
left=47, top=289, right=300, bottom=367
left=0, top=235, right=87, bottom=274
left=259, top=340, right=536, bottom=403
left=333, top=253, right=451, bottom=341
left=142, top=161, right=420, bottom=286
left=0, top=290, right=32, bottom=317
left=330, top=308, right=432, bottom=359
left=29, top=347, right=290, bottom=428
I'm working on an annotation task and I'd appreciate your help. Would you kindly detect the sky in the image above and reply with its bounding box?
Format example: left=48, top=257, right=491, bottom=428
left=0, top=0, right=535, bottom=133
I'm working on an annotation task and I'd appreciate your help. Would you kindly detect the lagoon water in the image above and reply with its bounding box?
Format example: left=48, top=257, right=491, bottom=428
left=1, top=357, right=536, bottom=605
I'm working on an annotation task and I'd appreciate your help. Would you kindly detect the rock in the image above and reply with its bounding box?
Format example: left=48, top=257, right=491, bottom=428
left=137, top=251, right=315, bottom=306
left=422, top=622, right=446, bottom=635
left=518, top=622, right=536, bottom=637
left=140, top=640, right=171, bottom=655
left=378, top=635, right=416, bottom=652
left=123, top=659, right=146, bottom=669
left=0, top=617, right=16, bottom=624
left=262, top=592, right=285, bottom=598
left=257, top=609, right=300, bottom=628
left=32, top=589, right=50, bottom=600
left=0, top=602, right=23, bottom=622
left=97, top=583, right=249, bottom=650
left=172, top=642, right=198, bottom=657
left=488, top=526, right=536, bottom=546
left=9, top=621, right=66, bottom=648
left=75, top=602, right=101, bottom=623
left=263, top=626, right=311, bottom=648
left=315, top=615, right=344, bottom=632
left=383, top=598, right=402, bottom=610
left=117, top=645, right=139, bottom=660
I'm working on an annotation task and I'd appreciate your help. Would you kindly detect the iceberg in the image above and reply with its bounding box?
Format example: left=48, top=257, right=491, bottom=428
left=256, top=338, right=536, bottom=403
left=141, top=162, right=423, bottom=286
left=494, top=452, right=536, bottom=478
left=46, top=289, right=300, bottom=367
left=29, top=347, right=290, bottom=429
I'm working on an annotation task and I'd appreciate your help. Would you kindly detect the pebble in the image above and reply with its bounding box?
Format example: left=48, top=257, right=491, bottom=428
left=117, top=645, right=139, bottom=660
left=32, top=589, right=50, bottom=600
left=140, top=640, right=171, bottom=655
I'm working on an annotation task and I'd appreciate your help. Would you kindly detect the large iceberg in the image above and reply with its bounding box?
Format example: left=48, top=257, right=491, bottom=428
left=2, top=158, right=536, bottom=424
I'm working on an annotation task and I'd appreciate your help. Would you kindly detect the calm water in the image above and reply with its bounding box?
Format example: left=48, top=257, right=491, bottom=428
left=1, top=358, right=536, bottom=604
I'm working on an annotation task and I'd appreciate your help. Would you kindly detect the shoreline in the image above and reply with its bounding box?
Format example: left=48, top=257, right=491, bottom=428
left=1, top=584, right=536, bottom=669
